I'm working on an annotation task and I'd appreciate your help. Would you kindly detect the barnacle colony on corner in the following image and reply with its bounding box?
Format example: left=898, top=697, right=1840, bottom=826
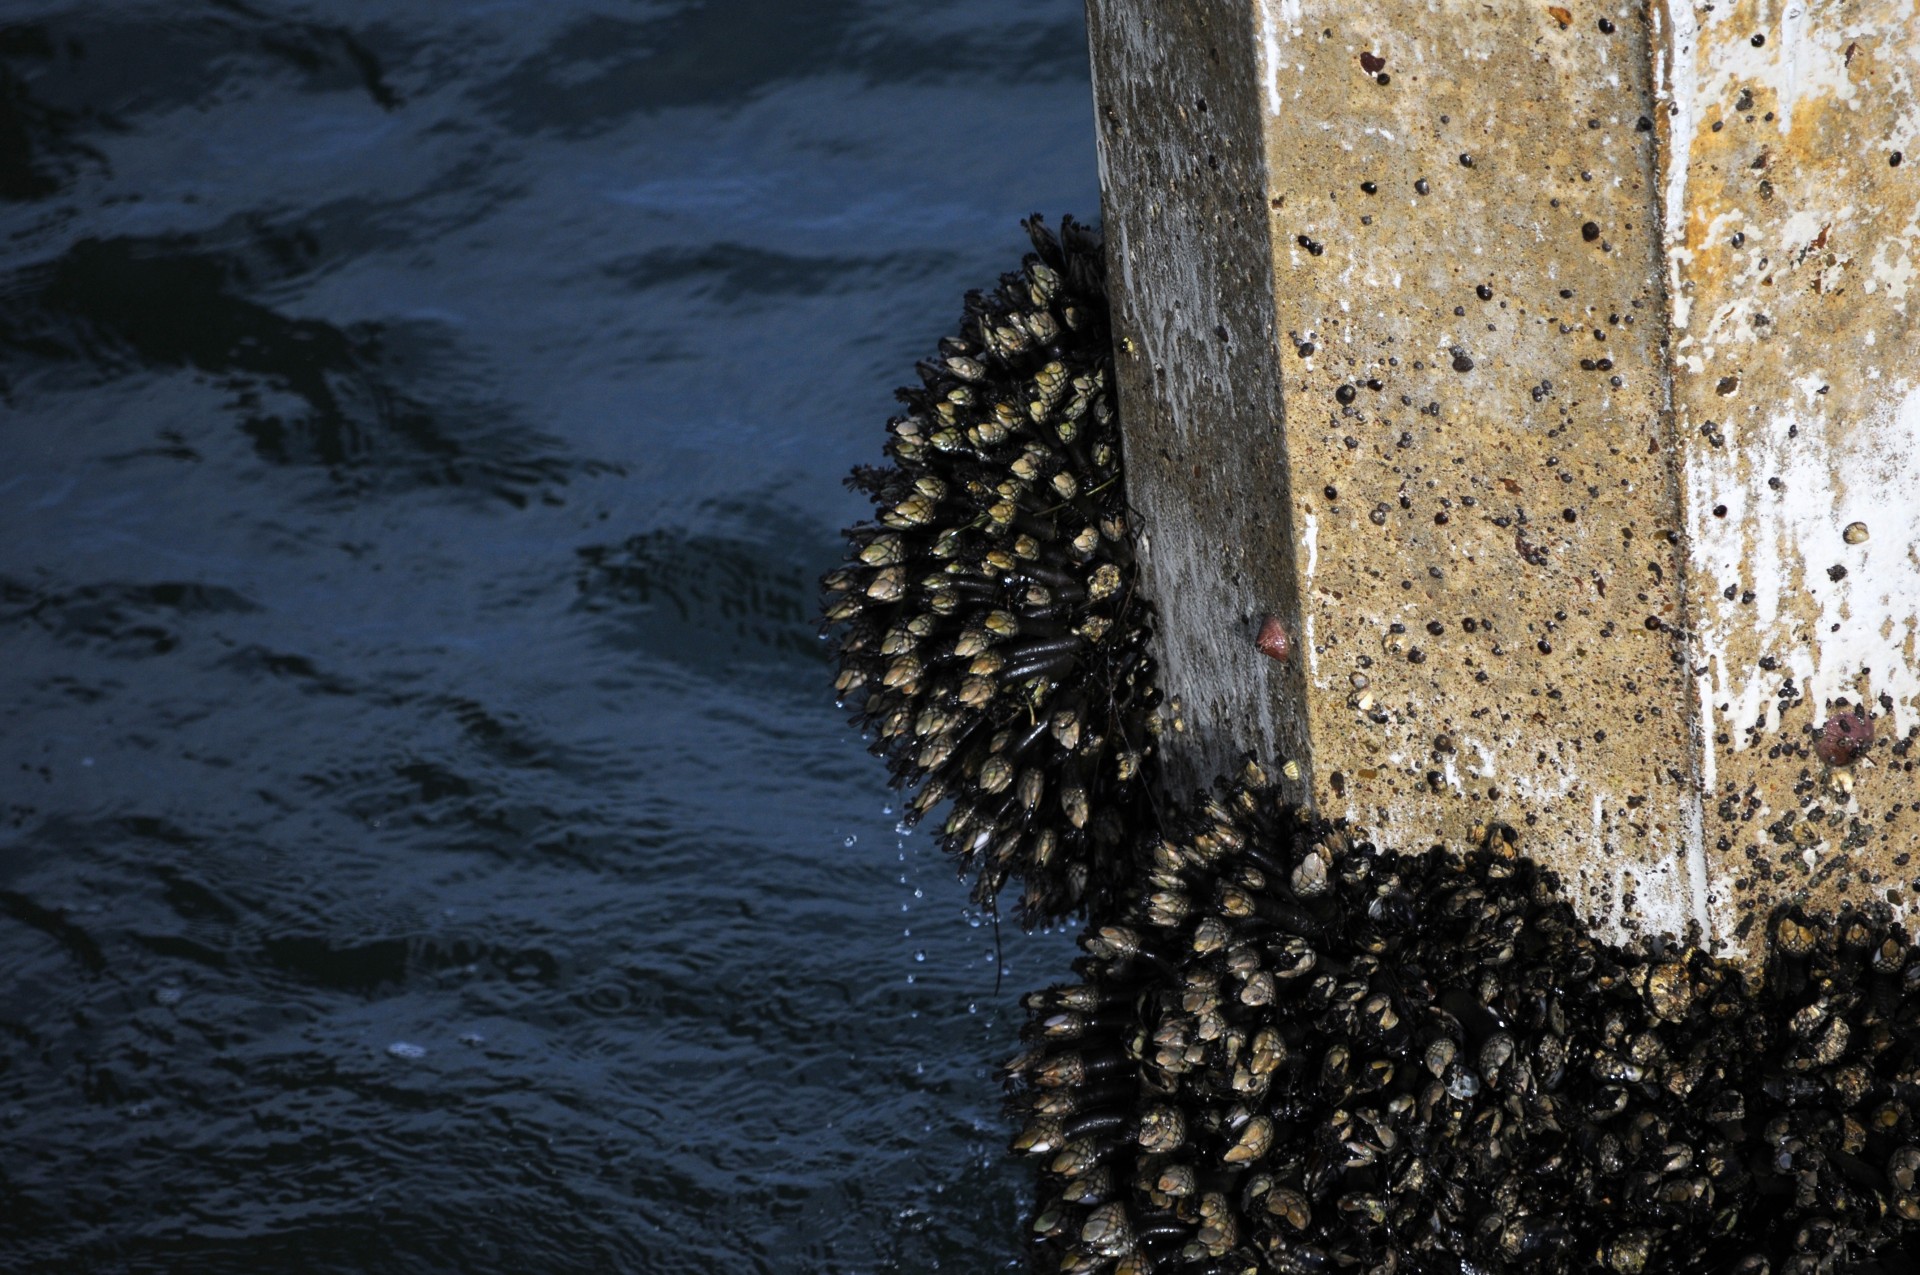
left=822, top=216, right=1160, bottom=927
left=823, top=217, right=1920, bottom=1275
left=1009, top=761, right=1920, bottom=1275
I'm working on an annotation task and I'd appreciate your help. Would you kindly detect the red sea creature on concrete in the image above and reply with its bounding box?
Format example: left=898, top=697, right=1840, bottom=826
left=1256, top=615, right=1291, bottom=662
left=1815, top=709, right=1874, bottom=766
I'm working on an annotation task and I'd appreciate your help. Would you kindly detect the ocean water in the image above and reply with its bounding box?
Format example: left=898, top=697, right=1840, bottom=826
left=0, top=2, right=1096, bottom=1269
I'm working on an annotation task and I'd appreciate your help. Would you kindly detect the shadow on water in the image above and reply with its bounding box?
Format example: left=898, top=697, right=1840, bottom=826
left=0, top=230, right=615, bottom=504
left=0, top=577, right=260, bottom=659
left=9, top=6, right=398, bottom=122
left=474, top=0, right=1086, bottom=135
left=206, top=0, right=403, bottom=110
left=0, top=25, right=108, bottom=201
left=601, top=242, right=966, bottom=311
left=574, top=500, right=832, bottom=679
left=0, top=4, right=404, bottom=203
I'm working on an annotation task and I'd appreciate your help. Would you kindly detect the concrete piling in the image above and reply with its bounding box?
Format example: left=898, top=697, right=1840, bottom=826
left=1088, top=0, right=1920, bottom=960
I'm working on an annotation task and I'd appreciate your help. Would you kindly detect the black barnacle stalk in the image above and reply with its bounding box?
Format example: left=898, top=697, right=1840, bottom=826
left=1006, top=759, right=1920, bottom=1275
left=823, top=216, right=1159, bottom=927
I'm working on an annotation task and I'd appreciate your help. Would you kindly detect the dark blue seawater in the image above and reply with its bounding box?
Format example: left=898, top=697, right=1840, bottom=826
left=0, top=3, right=1095, bottom=1269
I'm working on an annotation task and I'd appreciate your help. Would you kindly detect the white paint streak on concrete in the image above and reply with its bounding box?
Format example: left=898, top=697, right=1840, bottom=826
left=1507, top=765, right=1577, bottom=810
left=1657, top=0, right=1701, bottom=334
left=1624, top=858, right=1695, bottom=947
left=1699, top=0, right=1858, bottom=137
left=1681, top=782, right=1711, bottom=942
left=1302, top=510, right=1319, bottom=681
left=1257, top=0, right=1282, bottom=116
left=1632, top=1, right=1720, bottom=942
left=1697, top=671, right=1717, bottom=792
left=1869, top=229, right=1920, bottom=304
left=1688, top=385, right=1920, bottom=764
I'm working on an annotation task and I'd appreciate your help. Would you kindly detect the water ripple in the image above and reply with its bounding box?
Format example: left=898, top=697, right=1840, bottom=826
left=0, top=0, right=1096, bottom=1268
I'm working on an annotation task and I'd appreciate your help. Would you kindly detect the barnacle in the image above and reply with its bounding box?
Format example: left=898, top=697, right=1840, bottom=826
left=824, top=205, right=1920, bottom=1275
left=1007, top=759, right=1920, bottom=1274
left=823, top=216, right=1158, bottom=927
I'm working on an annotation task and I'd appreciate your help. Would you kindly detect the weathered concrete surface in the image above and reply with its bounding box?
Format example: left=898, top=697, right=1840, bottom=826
left=1664, top=4, right=1920, bottom=952
left=1085, top=0, right=1316, bottom=816
left=1088, top=0, right=1920, bottom=960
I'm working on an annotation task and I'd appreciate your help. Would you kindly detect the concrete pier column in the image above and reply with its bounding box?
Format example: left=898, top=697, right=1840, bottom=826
left=1087, top=0, right=1920, bottom=959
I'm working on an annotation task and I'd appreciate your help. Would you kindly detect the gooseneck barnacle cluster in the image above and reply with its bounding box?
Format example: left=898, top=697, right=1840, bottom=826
left=823, top=216, right=1160, bottom=928
left=823, top=220, right=1920, bottom=1274
left=1011, top=762, right=1920, bottom=1274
